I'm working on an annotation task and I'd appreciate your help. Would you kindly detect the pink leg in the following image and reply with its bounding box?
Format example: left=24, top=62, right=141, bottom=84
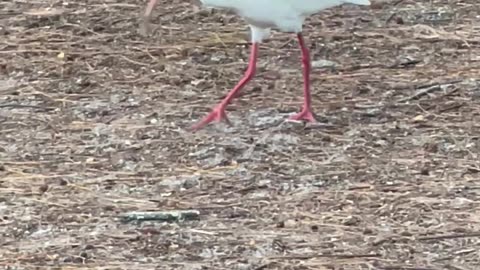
left=288, top=33, right=317, bottom=122
left=190, top=43, right=259, bottom=131
left=144, top=0, right=158, bottom=19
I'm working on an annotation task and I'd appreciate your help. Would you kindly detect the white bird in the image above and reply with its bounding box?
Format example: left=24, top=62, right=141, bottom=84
left=143, top=0, right=371, bottom=130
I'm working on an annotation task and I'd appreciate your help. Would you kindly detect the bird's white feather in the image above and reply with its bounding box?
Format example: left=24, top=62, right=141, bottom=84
left=200, top=0, right=370, bottom=14
left=199, top=0, right=370, bottom=42
left=344, top=0, right=371, bottom=5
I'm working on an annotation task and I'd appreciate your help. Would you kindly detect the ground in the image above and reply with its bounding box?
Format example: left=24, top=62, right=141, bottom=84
left=1, top=0, right=480, bottom=269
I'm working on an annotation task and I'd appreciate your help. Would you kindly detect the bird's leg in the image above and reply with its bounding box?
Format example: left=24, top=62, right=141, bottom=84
left=144, top=0, right=157, bottom=19
left=190, top=43, right=259, bottom=131
left=288, top=33, right=317, bottom=122
left=140, top=0, right=158, bottom=35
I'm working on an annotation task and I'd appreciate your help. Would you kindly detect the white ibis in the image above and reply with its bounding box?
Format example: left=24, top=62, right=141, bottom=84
left=143, top=0, right=371, bottom=130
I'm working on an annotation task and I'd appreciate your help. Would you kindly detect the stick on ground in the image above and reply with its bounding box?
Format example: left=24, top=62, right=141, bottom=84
left=119, top=210, right=201, bottom=223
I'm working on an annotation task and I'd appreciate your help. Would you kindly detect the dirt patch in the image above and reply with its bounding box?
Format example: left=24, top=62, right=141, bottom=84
left=1, top=0, right=480, bottom=269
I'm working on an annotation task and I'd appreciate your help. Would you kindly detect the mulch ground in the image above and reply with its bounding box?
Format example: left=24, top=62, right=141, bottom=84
left=1, top=0, right=480, bottom=269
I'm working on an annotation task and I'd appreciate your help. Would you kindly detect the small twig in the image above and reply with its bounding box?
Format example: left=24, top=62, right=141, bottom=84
left=380, top=267, right=438, bottom=270
left=385, top=3, right=409, bottom=27
left=437, top=102, right=464, bottom=113
left=444, top=263, right=473, bottom=270
left=397, top=80, right=463, bottom=103
left=418, top=232, right=480, bottom=241
left=269, top=253, right=380, bottom=260
left=392, top=0, right=406, bottom=6
left=119, top=210, right=201, bottom=223
left=0, top=104, right=56, bottom=111
left=253, top=263, right=270, bottom=270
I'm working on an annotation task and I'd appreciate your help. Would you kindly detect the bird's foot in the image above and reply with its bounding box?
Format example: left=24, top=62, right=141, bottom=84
left=190, top=105, right=231, bottom=131
left=288, top=108, right=317, bottom=123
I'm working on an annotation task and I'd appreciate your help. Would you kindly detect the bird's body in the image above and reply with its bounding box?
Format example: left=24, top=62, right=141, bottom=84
left=143, top=0, right=370, bottom=130
left=201, top=0, right=369, bottom=32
